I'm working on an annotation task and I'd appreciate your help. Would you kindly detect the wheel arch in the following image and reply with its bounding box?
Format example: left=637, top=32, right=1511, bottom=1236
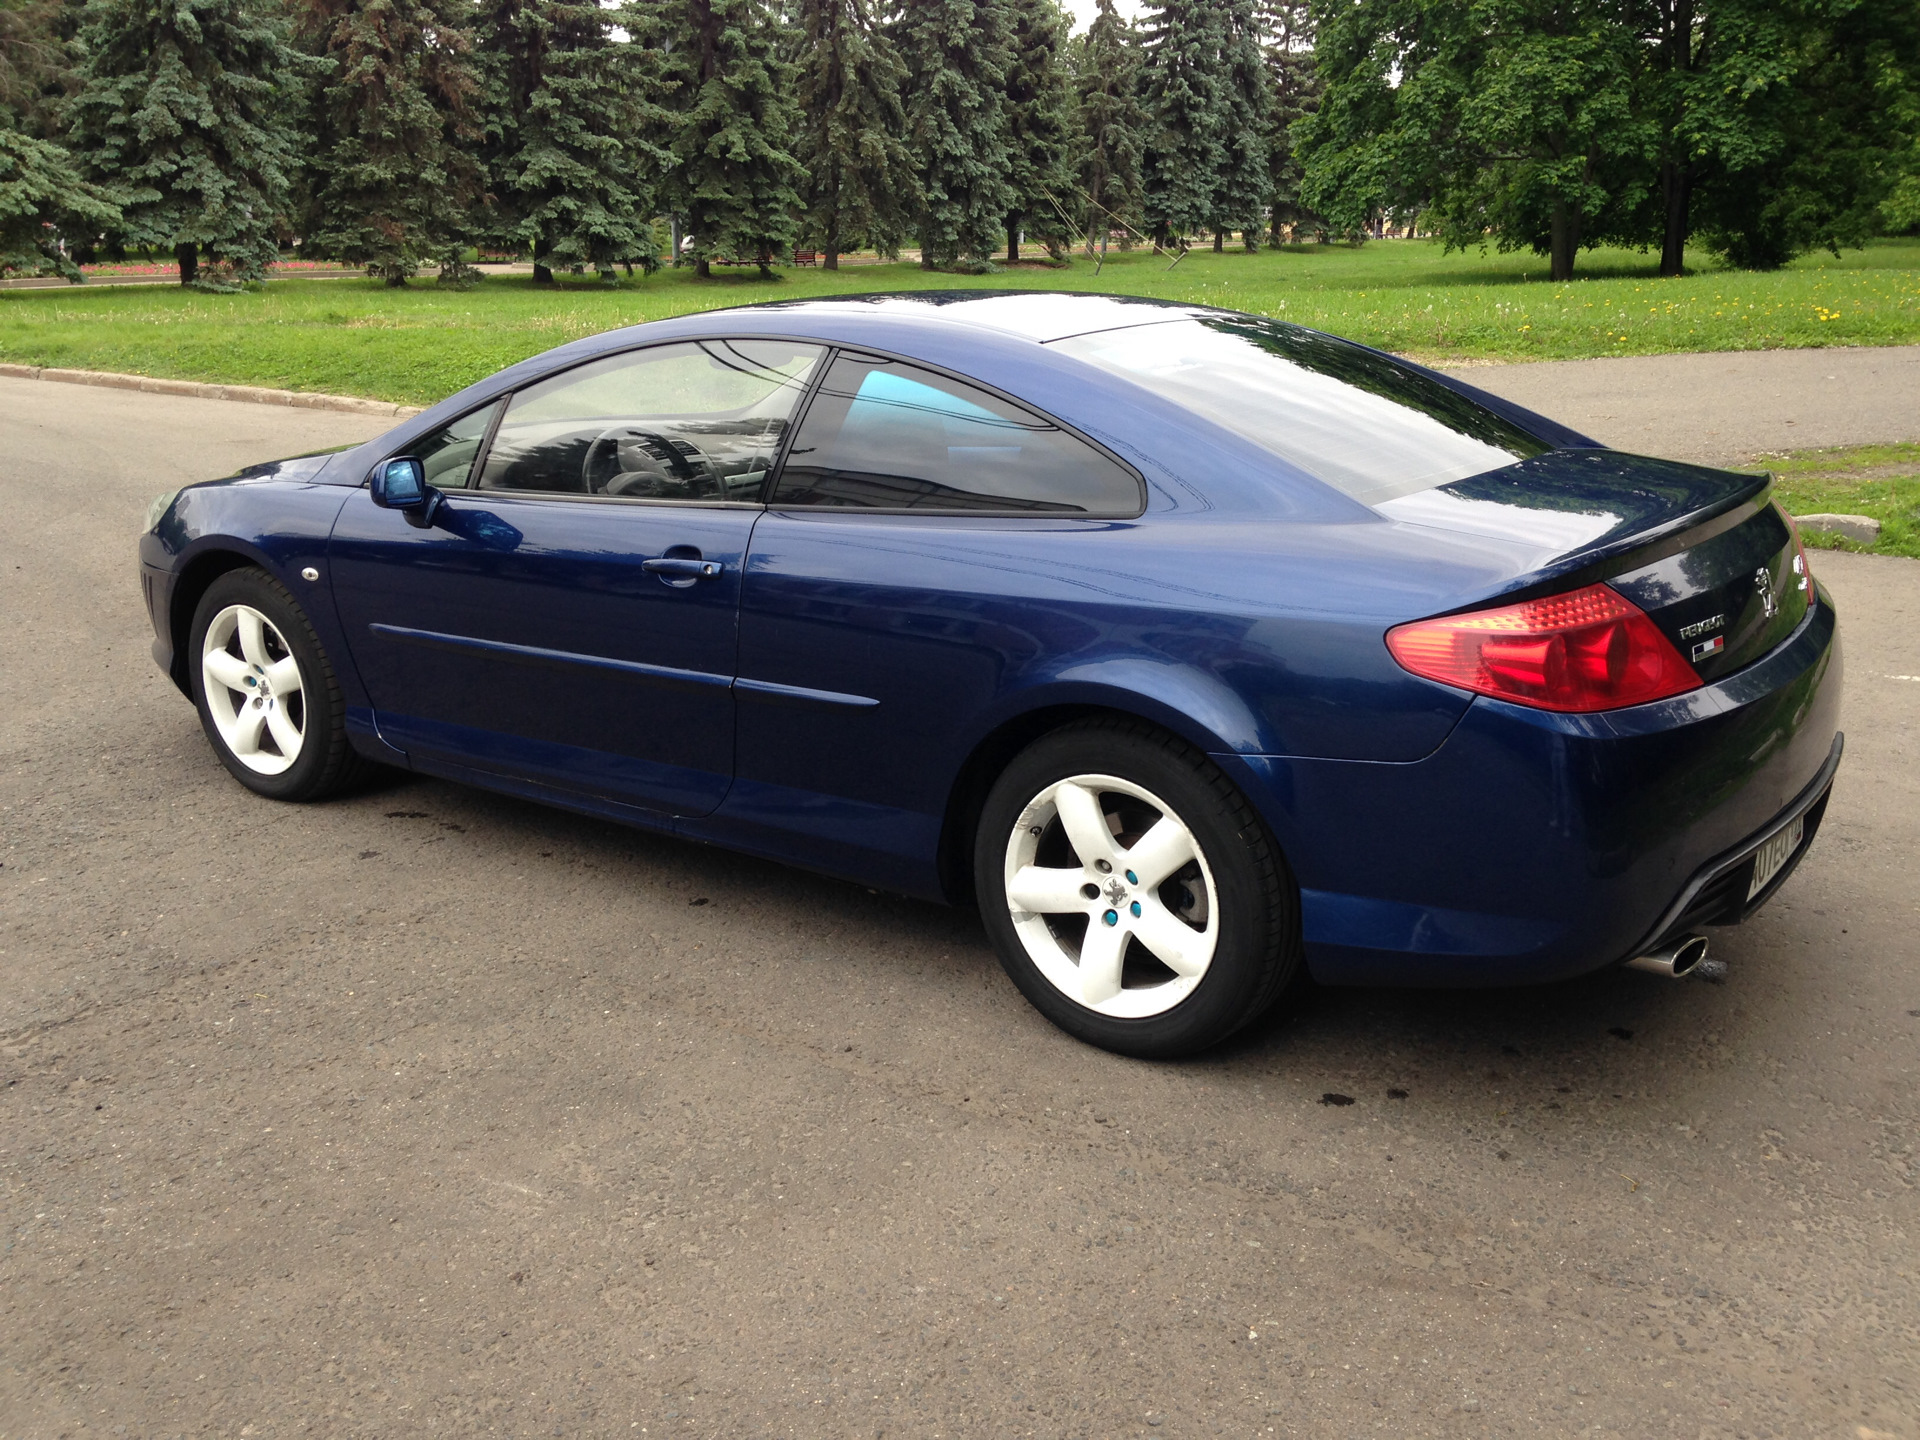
left=166, top=545, right=274, bottom=693
left=934, top=693, right=1261, bottom=907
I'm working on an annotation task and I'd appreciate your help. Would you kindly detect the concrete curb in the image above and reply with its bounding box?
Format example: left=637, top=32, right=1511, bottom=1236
left=0, top=362, right=423, bottom=419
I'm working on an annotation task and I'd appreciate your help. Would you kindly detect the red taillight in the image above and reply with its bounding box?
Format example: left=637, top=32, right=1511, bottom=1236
left=1386, top=582, right=1702, bottom=712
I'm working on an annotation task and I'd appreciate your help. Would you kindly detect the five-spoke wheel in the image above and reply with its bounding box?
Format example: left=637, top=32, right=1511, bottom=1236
left=189, top=568, right=368, bottom=801
left=1003, top=774, right=1218, bottom=1018
left=200, top=603, right=307, bottom=775
left=976, top=720, right=1300, bottom=1058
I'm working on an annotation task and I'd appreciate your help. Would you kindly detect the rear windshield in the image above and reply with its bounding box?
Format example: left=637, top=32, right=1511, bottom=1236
left=1050, top=317, right=1552, bottom=505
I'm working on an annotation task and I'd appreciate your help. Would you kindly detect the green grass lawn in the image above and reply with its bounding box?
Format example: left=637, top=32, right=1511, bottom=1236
left=1763, top=441, right=1920, bottom=560
left=2, top=237, right=1917, bottom=406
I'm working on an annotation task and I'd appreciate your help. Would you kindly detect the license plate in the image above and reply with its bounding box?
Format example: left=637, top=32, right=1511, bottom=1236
left=1747, top=814, right=1805, bottom=900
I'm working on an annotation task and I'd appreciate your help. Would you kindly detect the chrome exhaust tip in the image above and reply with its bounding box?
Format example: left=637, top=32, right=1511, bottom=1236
left=1626, top=933, right=1711, bottom=979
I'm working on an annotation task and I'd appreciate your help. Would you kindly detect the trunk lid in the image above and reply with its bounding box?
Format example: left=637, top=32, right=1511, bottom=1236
left=1376, top=448, right=1807, bottom=680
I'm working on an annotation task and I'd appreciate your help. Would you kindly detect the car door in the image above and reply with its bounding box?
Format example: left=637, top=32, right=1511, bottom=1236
left=728, top=350, right=1148, bottom=882
left=329, top=338, right=826, bottom=817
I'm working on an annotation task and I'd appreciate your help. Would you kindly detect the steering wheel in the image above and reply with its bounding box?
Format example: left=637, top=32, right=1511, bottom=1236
left=582, top=427, right=725, bottom=499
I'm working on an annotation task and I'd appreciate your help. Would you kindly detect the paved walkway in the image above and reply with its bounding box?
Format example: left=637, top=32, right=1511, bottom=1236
left=1461, top=344, right=1920, bottom=465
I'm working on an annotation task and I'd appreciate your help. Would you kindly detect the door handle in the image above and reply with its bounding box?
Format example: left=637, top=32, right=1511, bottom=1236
left=641, top=557, right=724, bottom=579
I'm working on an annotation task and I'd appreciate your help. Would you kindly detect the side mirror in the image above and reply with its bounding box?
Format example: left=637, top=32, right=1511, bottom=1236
left=371, top=456, right=427, bottom=508
left=369, top=457, right=443, bottom=527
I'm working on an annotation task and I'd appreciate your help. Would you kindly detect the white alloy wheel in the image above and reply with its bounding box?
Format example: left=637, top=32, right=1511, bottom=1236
left=199, top=603, right=307, bottom=775
left=1001, top=773, right=1220, bottom=1019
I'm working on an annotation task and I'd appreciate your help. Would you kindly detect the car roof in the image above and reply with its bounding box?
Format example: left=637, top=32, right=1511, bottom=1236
left=677, top=291, right=1223, bottom=345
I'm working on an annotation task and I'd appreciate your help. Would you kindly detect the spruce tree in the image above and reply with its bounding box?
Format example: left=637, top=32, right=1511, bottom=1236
left=1, top=124, right=119, bottom=277
left=999, top=0, right=1072, bottom=261
left=1210, top=0, right=1268, bottom=249
left=67, top=0, right=309, bottom=285
left=2, top=0, right=118, bottom=279
left=1258, top=0, right=1316, bottom=245
left=893, top=0, right=1014, bottom=268
left=476, top=0, right=665, bottom=283
left=1136, top=0, right=1225, bottom=245
left=1074, top=0, right=1145, bottom=245
left=790, top=0, right=909, bottom=269
left=300, top=0, right=484, bottom=285
left=1, top=0, right=71, bottom=131
left=657, top=0, right=806, bottom=279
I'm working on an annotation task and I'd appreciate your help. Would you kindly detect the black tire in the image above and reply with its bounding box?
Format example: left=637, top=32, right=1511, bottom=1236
left=188, top=567, right=371, bottom=802
left=974, top=718, right=1301, bottom=1059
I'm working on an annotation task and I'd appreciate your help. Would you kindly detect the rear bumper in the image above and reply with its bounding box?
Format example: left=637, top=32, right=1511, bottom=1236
left=1226, top=584, right=1842, bottom=986
left=1630, top=732, right=1840, bottom=955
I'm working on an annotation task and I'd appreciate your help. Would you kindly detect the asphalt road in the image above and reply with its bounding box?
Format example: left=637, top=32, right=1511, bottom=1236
left=2, top=374, right=1917, bottom=1440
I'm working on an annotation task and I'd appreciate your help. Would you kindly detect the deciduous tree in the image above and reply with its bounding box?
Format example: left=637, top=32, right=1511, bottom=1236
left=1675, top=0, right=1920, bottom=270
left=1298, top=0, right=1653, bottom=280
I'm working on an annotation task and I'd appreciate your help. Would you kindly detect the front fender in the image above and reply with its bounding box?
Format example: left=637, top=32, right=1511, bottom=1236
left=142, top=479, right=358, bottom=705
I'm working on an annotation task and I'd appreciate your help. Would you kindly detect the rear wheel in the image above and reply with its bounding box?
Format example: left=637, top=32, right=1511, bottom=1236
left=974, top=720, right=1300, bottom=1058
left=189, top=568, right=368, bottom=801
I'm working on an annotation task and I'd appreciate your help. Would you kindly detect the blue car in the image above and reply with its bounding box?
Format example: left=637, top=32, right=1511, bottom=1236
left=139, top=292, right=1842, bottom=1057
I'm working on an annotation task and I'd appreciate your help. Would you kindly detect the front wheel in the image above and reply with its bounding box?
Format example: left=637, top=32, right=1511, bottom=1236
left=189, top=567, right=369, bottom=801
left=974, top=720, right=1300, bottom=1058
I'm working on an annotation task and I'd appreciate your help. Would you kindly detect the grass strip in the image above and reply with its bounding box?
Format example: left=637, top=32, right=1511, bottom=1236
left=2, top=238, right=1917, bottom=407
left=1765, top=442, right=1920, bottom=560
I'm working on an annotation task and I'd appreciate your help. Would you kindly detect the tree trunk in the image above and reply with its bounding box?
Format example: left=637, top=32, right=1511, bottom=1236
left=532, top=263, right=554, bottom=284
left=696, top=257, right=710, bottom=278
left=1657, top=0, right=1698, bottom=280
left=1660, top=162, right=1691, bottom=277
left=175, top=242, right=198, bottom=286
left=670, top=216, right=683, bottom=266
left=1213, top=230, right=1224, bottom=253
left=824, top=221, right=839, bottom=271
left=1007, top=222, right=1020, bottom=265
left=1548, top=202, right=1580, bottom=282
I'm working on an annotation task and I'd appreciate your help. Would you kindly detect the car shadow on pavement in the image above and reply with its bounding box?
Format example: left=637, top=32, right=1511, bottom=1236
left=346, top=769, right=1781, bottom=1116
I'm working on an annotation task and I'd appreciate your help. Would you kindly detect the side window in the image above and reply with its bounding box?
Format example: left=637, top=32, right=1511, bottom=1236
left=477, top=340, right=824, bottom=501
left=771, top=354, right=1144, bottom=515
left=412, top=399, right=502, bottom=490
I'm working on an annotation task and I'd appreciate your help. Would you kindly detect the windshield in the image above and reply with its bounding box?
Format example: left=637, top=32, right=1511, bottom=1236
left=1050, top=317, right=1552, bottom=505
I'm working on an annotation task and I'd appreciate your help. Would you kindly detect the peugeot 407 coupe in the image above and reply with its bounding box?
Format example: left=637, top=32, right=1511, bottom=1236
left=139, top=292, right=1841, bottom=1057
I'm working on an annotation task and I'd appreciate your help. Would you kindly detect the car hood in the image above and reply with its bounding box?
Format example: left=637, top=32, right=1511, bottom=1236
left=231, top=445, right=359, bottom=483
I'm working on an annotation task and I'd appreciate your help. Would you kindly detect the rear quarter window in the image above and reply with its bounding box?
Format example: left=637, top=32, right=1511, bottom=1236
left=1051, top=317, right=1551, bottom=506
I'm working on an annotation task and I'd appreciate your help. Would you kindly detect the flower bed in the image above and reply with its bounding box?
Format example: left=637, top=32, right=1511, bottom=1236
left=77, top=258, right=361, bottom=277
